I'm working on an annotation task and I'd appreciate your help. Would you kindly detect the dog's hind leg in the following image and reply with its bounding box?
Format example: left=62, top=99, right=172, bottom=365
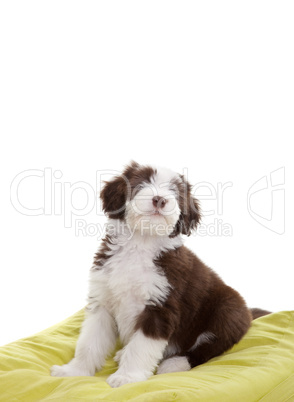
left=186, top=289, right=252, bottom=368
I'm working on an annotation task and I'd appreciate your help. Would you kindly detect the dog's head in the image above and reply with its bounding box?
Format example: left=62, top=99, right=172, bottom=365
left=100, top=161, right=201, bottom=237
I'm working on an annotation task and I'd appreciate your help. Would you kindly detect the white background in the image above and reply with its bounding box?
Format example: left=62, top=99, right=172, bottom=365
left=0, top=1, right=293, bottom=346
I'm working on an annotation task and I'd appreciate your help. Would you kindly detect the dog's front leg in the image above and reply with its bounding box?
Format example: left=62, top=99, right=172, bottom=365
left=107, top=330, right=168, bottom=388
left=51, top=306, right=117, bottom=377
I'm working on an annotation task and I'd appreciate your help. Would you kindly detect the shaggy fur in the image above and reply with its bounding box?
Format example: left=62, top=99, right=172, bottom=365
left=51, top=161, right=270, bottom=387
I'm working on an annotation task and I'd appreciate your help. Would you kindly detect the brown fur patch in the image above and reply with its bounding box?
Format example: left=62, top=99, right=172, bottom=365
left=136, top=245, right=253, bottom=367
left=170, top=175, right=201, bottom=237
left=92, top=235, right=114, bottom=269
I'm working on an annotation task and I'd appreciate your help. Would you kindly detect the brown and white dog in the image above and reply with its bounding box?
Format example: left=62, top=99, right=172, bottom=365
left=51, top=161, right=269, bottom=387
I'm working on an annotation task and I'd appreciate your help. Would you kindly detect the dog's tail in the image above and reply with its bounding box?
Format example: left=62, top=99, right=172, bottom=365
left=250, top=308, right=271, bottom=320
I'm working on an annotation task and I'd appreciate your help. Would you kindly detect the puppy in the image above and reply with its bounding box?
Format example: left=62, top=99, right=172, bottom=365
left=51, top=161, right=269, bottom=387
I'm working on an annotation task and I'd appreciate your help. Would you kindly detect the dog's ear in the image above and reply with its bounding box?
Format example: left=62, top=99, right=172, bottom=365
left=100, top=174, right=128, bottom=220
left=178, top=196, right=201, bottom=236
left=128, top=160, right=140, bottom=170
left=172, top=176, right=201, bottom=236
left=100, top=161, right=141, bottom=219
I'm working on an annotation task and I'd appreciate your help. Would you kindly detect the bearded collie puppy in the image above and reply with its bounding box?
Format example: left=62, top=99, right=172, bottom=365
left=51, top=161, right=269, bottom=387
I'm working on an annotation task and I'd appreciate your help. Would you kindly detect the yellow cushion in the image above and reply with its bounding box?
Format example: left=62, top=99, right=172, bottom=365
left=1, top=310, right=294, bottom=401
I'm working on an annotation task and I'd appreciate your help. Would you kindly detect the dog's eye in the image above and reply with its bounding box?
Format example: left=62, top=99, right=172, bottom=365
left=132, top=183, right=145, bottom=197
left=169, top=183, right=179, bottom=197
left=135, top=183, right=145, bottom=192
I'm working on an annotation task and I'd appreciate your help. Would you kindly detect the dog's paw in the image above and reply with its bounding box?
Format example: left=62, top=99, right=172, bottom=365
left=51, top=364, right=74, bottom=377
left=157, top=356, right=191, bottom=374
left=107, top=371, right=146, bottom=388
left=50, top=363, right=92, bottom=377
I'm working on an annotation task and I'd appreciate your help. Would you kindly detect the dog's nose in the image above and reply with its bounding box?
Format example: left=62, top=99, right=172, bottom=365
left=152, top=196, right=167, bottom=208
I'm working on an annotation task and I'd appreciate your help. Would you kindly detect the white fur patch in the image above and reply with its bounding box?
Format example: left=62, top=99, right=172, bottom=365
left=51, top=307, right=117, bottom=377
left=107, top=330, right=168, bottom=387
left=188, top=331, right=216, bottom=352
left=88, top=222, right=182, bottom=345
left=125, top=168, right=181, bottom=236
left=157, top=356, right=191, bottom=375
